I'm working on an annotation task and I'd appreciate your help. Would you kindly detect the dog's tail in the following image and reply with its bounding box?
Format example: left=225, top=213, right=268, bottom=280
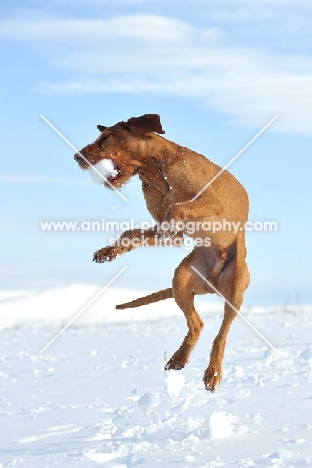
left=116, top=288, right=173, bottom=309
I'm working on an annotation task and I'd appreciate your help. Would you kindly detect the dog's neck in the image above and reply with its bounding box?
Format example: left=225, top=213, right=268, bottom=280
left=134, top=134, right=181, bottom=167
left=132, top=134, right=178, bottom=191
left=137, top=157, right=170, bottom=193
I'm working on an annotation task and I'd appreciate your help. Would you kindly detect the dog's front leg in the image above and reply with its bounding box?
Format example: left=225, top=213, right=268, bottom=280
left=157, top=193, right=222, bottom=239
left=93, top=228, right=157, bottom=263
left=157, top=208, right=178, bottom=240
left=157, top=189, right=223, bottom=239
left=93, top=227, right=183, bottom=263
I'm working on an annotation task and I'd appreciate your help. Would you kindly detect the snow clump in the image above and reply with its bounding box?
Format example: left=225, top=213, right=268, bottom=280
left=137, top=393, right=157, bottom=414
left=88, top=159, right=118, bottom=185
left=164, top=370, right=185, bottom=398
left=209, top=411, right=233, bottom=439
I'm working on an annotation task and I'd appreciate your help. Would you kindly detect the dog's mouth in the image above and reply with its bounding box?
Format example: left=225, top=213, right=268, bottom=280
left=105, top=160, right=122, bottom=188
left=87, top=159, right=120, bottom=186
left=105, top=169, right=120, bottom=187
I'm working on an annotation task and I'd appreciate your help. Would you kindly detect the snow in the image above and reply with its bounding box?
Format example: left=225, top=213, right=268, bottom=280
left=164, top=369, right=185, bottom=398
left=0, top=284, right=221, bottom=330
left=209, top=411, right=234, bottom=439
left=300, top=347, right=312, bottom=362
left=1, top=286, right=312, bottom=467
left=88, top=159, right=118, bottom=185
left=137, top=393, right=157, bottom=414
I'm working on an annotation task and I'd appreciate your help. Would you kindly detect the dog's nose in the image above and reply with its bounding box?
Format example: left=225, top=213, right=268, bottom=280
left=74, top=153, right=84, bottom=163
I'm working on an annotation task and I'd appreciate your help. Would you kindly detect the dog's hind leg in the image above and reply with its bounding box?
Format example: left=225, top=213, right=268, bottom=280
left=165, top=247, right=210, bottom=371
left=203, top=233, right=250, bottom=392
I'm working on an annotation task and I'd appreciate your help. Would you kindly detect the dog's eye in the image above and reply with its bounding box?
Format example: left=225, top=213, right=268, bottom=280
left=98, top=134, right=110, bottom=147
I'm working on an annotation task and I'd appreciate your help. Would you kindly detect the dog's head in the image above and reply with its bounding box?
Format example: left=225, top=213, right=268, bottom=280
left=74, top=114, right=165, bottom=189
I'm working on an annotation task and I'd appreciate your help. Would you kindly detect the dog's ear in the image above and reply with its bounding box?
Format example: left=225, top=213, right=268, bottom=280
left=97, top=125, right=107, bottom=132
left=126, top=114, right=165, bottom=135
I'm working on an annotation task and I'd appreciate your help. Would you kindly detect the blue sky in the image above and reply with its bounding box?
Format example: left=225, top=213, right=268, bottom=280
left=1, top=0, right=312, bottom=306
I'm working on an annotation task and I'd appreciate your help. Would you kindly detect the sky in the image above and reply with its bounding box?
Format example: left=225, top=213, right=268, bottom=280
left=1, top=0, right=312, bottom=306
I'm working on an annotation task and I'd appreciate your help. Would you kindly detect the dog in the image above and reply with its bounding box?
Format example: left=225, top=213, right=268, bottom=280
left=74, top=114, right=250, bottom=392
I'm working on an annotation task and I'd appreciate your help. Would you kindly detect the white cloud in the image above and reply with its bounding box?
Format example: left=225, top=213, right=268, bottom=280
left=221, top=0, right=311, bottom=3
left=0, top=174, right=89, bottom=185
left=1, top=13, right=312, bottom=134
left=0, top=15, right=191, bottom=43
left=37, top=70, right=312, bottom=134
left=49, top=0, right=312, bottom=3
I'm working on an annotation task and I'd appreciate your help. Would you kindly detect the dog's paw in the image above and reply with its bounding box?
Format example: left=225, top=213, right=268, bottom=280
left=164, top=361, right=184, bottom=371
left=93, top=246, right=121, bottom=263
left=157, top=228, right=177, bottom=241
left=164, top=352, right=187, bottom=371
left=157, top=213, right=178, bottom=240
left=202, top=368, right=222, bottom=393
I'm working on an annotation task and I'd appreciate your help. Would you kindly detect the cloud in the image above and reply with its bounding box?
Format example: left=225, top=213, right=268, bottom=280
left=0, top=15, right=192, bottom=43
left=0, top=174, right=90, bottom=185
left=1, top=13, right=312, bottom=134
left=41, top=0, right=312, bottom=3
left=220, top=0, right=311, bottom=3
left=37, top=70, right=312, bottom=134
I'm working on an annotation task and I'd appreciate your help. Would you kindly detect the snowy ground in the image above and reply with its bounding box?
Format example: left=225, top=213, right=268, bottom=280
left=1, top=287, right=312, bottom=467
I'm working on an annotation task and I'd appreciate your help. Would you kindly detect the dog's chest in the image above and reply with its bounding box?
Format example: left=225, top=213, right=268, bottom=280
left=139, top=161, right=171, bottom=194
left=140, top=182, right=171, bottom=222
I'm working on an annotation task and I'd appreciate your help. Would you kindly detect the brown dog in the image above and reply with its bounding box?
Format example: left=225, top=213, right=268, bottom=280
left=74, top=114, right=250, bottom=392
